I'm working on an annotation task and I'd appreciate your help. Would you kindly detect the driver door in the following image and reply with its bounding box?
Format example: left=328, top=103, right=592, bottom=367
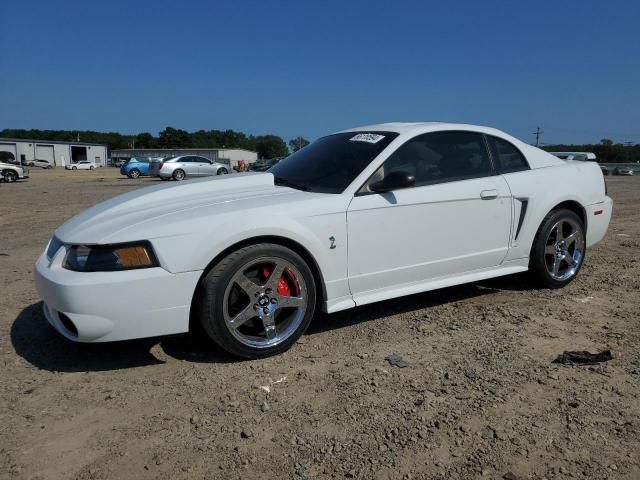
left=346, top=131, right=512, bottom=301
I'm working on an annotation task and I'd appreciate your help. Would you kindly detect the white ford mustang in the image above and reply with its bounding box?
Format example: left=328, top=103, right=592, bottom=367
left=35, top=123, right=612, bottom=358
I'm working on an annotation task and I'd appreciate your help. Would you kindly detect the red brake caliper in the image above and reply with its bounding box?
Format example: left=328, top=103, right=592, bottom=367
left=262, top=266, right=292, bottom=296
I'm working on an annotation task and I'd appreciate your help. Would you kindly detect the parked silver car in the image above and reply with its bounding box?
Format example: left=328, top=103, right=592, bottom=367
left=26, top=159, right=53, bottom=169
left=153, top=155, right=230, bottom=181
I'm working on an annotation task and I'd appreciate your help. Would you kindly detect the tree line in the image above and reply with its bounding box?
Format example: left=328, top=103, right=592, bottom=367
left=542, top=139, right=640, bottom=163
left=0, top=127, right=311, bottom=159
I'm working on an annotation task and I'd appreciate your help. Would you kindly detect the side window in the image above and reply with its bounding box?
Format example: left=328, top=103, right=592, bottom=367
left=178, top=157, right=192, bottom=163
left=372, top=131, right=492, bottom=189
left=196, top=156, right=211, bottom=164
left=487, top=136, right=529, bottom=173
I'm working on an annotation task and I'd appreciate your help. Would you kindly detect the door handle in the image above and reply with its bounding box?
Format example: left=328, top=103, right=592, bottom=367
left=480, top=189, right=498, bottom=200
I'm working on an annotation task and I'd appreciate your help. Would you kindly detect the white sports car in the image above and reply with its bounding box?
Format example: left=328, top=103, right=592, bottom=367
left=35, top=123, right=612, bottom=358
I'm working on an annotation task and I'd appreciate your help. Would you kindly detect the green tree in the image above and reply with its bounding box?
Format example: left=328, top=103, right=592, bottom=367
left=600, top=138, right=613, bottom=146
left=135, top=132, right=156, bottom=148
left=157, top=127, right=191, bottom=148
left=253, top=135, right=288, bottom=159
left=289, top=136, right=310, bottom=153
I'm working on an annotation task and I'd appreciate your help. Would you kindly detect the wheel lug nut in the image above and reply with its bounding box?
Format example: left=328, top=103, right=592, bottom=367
left=263, top=307, right=269, bottom=314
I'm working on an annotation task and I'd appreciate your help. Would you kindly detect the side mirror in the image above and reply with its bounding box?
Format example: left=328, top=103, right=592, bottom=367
left=370, top=170, right=415, bottom=193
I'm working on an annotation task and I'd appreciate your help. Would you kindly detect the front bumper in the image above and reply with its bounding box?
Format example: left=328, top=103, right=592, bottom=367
left=34, top=250, right=202, bottom=342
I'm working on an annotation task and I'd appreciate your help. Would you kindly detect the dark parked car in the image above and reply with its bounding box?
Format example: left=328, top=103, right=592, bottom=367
left=249, top=158, right=281, bottom=172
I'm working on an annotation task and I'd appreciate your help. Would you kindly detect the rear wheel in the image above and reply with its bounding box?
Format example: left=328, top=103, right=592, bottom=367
left=128, top=169, right=140, bottom=179
left=197, top=243, right=316, bottom=358
left=3, top=170, right=17, bottom=182
left=529, top=209, right=586, bottom=288
left=173, top=169, right=186, bottom=181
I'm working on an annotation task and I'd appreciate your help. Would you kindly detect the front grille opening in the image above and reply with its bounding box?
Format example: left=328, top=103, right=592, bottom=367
left=58, top=313, right=79, bottom=338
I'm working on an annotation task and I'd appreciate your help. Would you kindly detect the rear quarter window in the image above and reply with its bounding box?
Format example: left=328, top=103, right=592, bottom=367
left=487, top=135, right=530, bottom=174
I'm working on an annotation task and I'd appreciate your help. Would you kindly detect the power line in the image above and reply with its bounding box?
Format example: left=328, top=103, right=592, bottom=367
left=532, top=126, right=543, bottom=147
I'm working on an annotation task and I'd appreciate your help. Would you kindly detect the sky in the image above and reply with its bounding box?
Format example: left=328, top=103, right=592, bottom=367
left=0, top=0, right=638, bottom=145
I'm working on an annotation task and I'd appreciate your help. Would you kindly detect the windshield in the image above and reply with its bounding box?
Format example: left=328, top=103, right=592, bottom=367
left=268, top=131, right=398, bottom=193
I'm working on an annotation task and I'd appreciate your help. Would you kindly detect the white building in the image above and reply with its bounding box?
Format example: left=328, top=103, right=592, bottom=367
left=0, top=138, right=108, bottom=167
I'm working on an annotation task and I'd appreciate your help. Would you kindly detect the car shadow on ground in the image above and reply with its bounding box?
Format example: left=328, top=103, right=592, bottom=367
left=10, top=302, right=237, bottom=372
left=11, top=274, right=533, bottom=372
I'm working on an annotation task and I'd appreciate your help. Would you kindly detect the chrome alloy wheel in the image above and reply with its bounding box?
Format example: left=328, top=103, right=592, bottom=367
left=222, top=257, right=307, bottom=348
left=544, top=218, right=585, bottom=281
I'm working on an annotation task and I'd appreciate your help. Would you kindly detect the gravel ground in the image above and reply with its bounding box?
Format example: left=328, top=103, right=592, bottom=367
left=1, top=169, right=639, bottom=480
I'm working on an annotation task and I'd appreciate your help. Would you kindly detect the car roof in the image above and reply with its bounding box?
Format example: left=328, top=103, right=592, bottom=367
left=336, top=121, right=563, bottom=170
left=337, top=122, right=513, bottom=138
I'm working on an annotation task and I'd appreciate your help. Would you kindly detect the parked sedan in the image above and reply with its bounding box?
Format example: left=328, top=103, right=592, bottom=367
left=614, top=167, right=634, bottom=176
left=35, top=122, right=612, bottom=359
left=154, top=155, right=229, bottom=180
left=66, top=161, right=96, bottom=170
left=27, top=159, right=53, bottom=169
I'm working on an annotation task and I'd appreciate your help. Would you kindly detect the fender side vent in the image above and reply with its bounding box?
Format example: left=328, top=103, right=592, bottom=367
left=514, top=199, right=528, bottom=240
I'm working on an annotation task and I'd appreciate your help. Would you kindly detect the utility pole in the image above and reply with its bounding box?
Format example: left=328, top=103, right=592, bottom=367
left=533, top=126, right=543, bottom=147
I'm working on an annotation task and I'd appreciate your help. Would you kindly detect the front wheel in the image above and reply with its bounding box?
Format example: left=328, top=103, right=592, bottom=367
left=529, top=209, right=586, bottom=288
left=90, top=165, right=95, bottom=170
left=197, top=243, right=316, bottom=358
left=3, top=170, right=18, bottom=182
left=72, top=166, right=77, bottom=170
left=128, top=169, right=140, bottom=179
left=217, top=167, right=228, bottom=175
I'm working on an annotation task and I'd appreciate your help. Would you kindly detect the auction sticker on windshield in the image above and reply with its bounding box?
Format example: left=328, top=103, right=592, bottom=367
left=349, top=133, right=386, bottom=143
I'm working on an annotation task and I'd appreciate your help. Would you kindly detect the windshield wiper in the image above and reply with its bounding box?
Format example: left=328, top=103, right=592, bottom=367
left=273, top=176, right=309, bottom=191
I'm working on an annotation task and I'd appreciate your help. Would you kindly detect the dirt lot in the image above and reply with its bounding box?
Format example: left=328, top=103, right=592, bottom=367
left=1, top=168, right=639, bottom=480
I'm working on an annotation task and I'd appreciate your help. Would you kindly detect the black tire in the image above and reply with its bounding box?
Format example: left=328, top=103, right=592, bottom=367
left=3, top=170, right=17, bottom=182
left=197, top=243, right=316, bottom=359
left=90, top=165, right=95, bottom=170
left=173, top=169, right=186, bottom=181
left=217, top=167, right=228, bottom=175
left=128, top=169, right=140, bottom=179
left=529, top=209, right=586, bottom=288
left=72, top=166, right=77, bottom=170
left=160, top=177, right=169, bottom=181
left=47, top=165, right=53, bottom=169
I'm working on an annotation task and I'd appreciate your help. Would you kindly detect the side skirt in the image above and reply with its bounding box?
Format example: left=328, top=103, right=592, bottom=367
left=325, top=258, right=529, bottom=313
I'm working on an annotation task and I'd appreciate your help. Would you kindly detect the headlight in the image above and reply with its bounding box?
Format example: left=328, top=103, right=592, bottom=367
left=63, top=241, right=159, bottom=272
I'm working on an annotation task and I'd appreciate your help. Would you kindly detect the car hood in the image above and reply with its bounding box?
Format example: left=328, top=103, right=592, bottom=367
left=55, top=173, right=300, bottom=244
